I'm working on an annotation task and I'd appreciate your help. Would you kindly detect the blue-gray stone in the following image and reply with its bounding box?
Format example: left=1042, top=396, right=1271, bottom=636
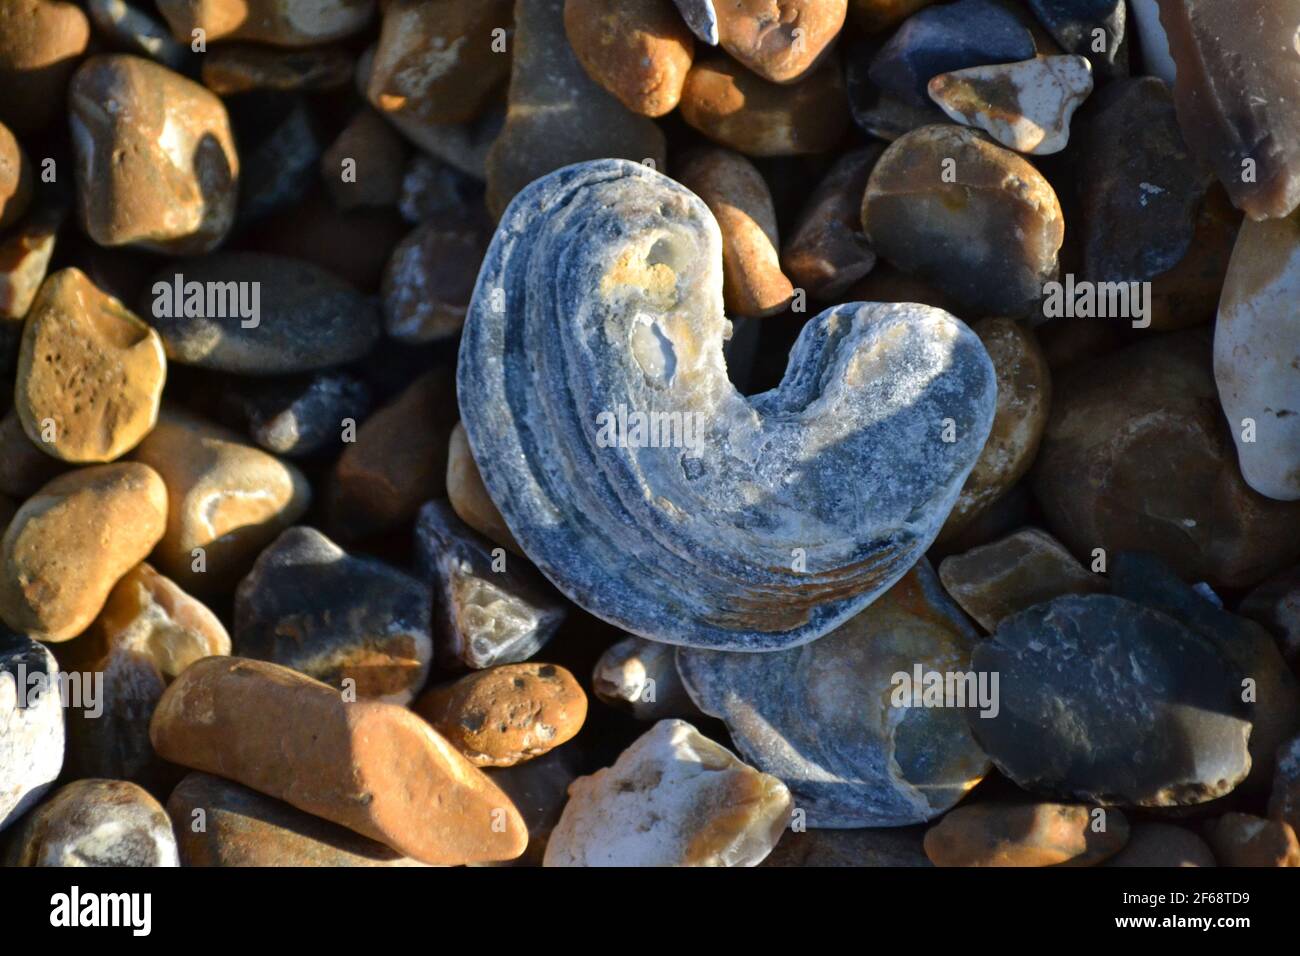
left=1027, top=0, right=1128, bottom=78
left=673, top=0, right=719, bottom=45
left=868, top=0, right=1036, bottom=107
left=456, top=159, right=997, bottom=651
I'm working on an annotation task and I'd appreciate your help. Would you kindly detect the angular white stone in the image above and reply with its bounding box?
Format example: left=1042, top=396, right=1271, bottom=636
left=928, top=55, right=1094, bottom=155
left=544, top=719, right=791, bottom=867
left=1, top=633, right=64, bottom=832
left=1215, top=214, right=1300, bottom=501
left=592, top=635, right=697, bottom=721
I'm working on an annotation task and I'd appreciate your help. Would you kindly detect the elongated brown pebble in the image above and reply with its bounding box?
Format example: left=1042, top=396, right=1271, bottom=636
left=149, top=656, right=529, bottom=865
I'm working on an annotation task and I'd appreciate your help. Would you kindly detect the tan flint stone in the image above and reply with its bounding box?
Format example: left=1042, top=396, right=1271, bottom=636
left=367, top=0, right=511, bottom=127
left=937, top=318, right=1051, bottom=541
left=564, top=0, right=694, bottom=117
left=938, top=527, right=1104, bottom=632
left=675, top=147, right=793, bottom=317
left=0, top=120, right=32, bottom=231
left=715, top=0, right=846, bottom=84
left=680, top=54, right=848, bottom=156
left=924, top=802, right=1129, bottom=867
left=782, top=146, right=881, bottom=300
left=150, top=657, right=530, bottom=865
left=1206, top=813, right=1300, bottom=867
left=132, top=409, right=311, bottom=593
left=97, top=563, right=231, bottom=679
left=155, top=0, right=375, bottom=47
left=69, top=55, right=239, bottom=255
left=0, top=0, right=91, bottom=134
left=0, top=463, right=167, bottom=642
left=544, top=719, right=792, bottom=866
left=328, top=370, right=454, bottom=539
left=447, top=422, right=522, bottom=556
left=417, top=663, right=588, bottom=768
left=0, top=204, right=61, bottom=321
left=15, top=269, right=166, bottom=464
left=200, top=43, right=353, bottom=95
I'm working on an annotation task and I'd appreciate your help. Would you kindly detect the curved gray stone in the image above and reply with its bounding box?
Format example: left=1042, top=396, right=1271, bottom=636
left=673, top=0, right=718, bottom=45
left=969, top=594, right=1252, bottom=806
left=457, top=159, right=997, bottom=651
left=678, top=560, right=990, bottom=827
left=1, top=629, right=63, bottom=832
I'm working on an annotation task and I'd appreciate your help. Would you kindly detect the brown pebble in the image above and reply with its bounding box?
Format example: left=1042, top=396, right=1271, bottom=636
left=1148, top=183, right=1241, bottom=331
left=446, top=422, right=521, bottom=556
left=69, top=54, right=240, bottom=254
left=937, top=317, right=1051, bottom=541
left=155, top=0, right=376, bottom=47
left=1105, top=822, right=1217, bottom=867
left=382, top=214, right=492, bottom=343
left=564, top=0, right=694, bottom=117
left=0, top=0, right=91, bottom=134
left=15, top=268, right=166, bottom=463
left=132, top=408, right=311, bottom=593
left=150, top=656, right=529, bottom=865
left=1206, top=813, right=1300, bottom=867
left=680, top=53, right=849, bottom=156
left=0, top=407, right=67, bottom=499
left=321, top=109, right=408, bottom=211
left=675, top=147, right=794, bottom=317
left=924, top=802, right=1129, bottom=867
left=416, top=662, right=588, bottom=767
left=0, top=462, right=167, bottom=641
left=2, top=779, right=177, bottom=866
left=781, top=146, right=880, bottom=300
left=329, top=370, right=455, bottom=540
left=200, top=43, right=353, bottom=95
left=0, top=120, right=32, bottom=231
left=716, top=0, right=846, bottom=84
left=0, top=204, right=62, bottom=321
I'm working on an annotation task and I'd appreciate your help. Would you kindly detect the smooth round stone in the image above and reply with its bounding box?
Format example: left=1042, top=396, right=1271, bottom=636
left=86, top=0, right=189, bottom=70
left=970, top=594, right=1252, bottom=806
left=762, top=826, right=931, bottom=867
left=924, top=802, right=1129, bottom=867
left=863, top=125, right=1064, bottom=318
left=680, top=54, right=849, bottom=156
left=0, top=630, right=63, bottom=831
left=446, top=422, right=521, bottom=556
left=928, top=54, right=1094, bottom=156
left=1031, top=332, right=1300, bottom=589
left=565, top=0, right=694, bottom=117
left=544, top=719, right=792, bottom=867
left=1270, top=734, right=1300, bottom=834
left=132, top=409, right=311, bottom=594
left=938, top=527, right=1102, bottom=632
left=592, top=635, right=698, bottom=721
left=168, top=772, right=425, bottom=866
left=675, top=147, right=793, bottom=317
left=1206, top=813, right=1300, bottom=868
left=155, top=0, right=376, bottom=47
left=201, top=43, right=352, bottom=95
left=0, top=463, right=166, bottom=642
left=321, top=109, right=407, bottom=211
left=64, top=562, right=228, bottom=786
left=458, top=159, right=997, bottom=651
left=0, top=408, right=66, bottom=499
left=1242, top=566, right=1300, bottom=668
left=938, top=319, right=1051, bottom=541
left=0, top=120, right=32, bottom=231
left=367, top=0, right=510, bottom=127
left=1026, top=0, right=1127, bottom=78
left=414, top=500, right=567, bottom=670
left=383, top=214, right=492, bottom=343
left=416, top=663, right=587, bottom=767
left=221, top=371, right=371, bottom=459
left=481, top=747, right=586, bottom=867
left=715, top=0, right=846, bottom=84
left=782, top=146, right=880, bottom=301
left=868, top=0, right=1035, bottom=106
left=143, top=254, right=380, bottom=375
left=1105, top=823, right=1216, bottom=867
left=845, top=37, right=948, bottom=141
left=69, top=54, right=239, bottom=255
left=1215, top=214, right=1300, bottom=502
left=234, top=526, right=433, bottom=706
left=2, top=779, right=177, bottom=866
left=398, top=154, right=478, bottom=224
left=0, top=204, right=61, bottom=322
left=328, top=370, right=453, bottom=539
left=0, top=0, right=91, bottom=134
left=150, top=657, right=529, bottom=865
left=15, top=268, right=165, bottom=463
left=1109, top=550, right=1300, bottom=795
left=1161, top=0, right=1300, bottom=221
left=849, top=0, right=938, bottom=34
left=485, top=0, right=666, bottom=219
left=1079, top=77, right=1210, bottom=288
left=679, top=560, right=989, bottom=827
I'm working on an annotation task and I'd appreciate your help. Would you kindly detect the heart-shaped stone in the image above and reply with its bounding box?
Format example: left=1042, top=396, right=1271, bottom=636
left=457, top=159, right=996, bottom=651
